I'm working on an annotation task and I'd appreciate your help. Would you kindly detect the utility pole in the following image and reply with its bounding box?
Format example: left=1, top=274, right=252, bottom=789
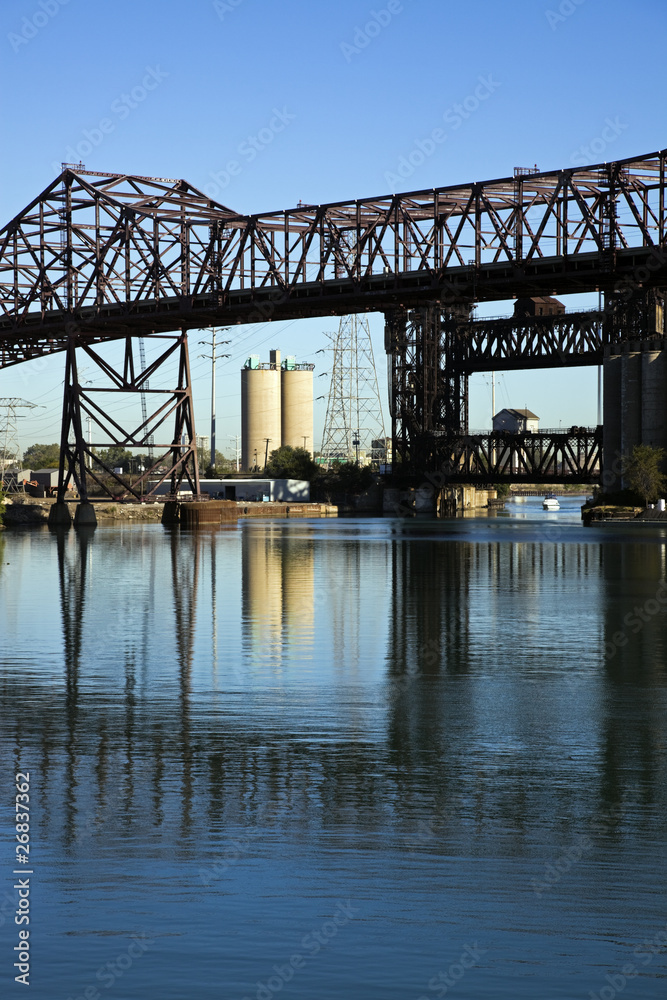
left=229, top=435, right=240, bottom=472
left=264, top=438, right=272, bottom=470
left=199, top=329, right=230, bottom=472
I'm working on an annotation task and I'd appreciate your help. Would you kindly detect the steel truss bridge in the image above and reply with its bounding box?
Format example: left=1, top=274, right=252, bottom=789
left=1, top=149, right=666, bottom=502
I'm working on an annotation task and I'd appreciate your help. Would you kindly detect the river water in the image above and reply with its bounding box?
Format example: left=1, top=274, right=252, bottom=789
left=1, top=499, right=666, bottom=999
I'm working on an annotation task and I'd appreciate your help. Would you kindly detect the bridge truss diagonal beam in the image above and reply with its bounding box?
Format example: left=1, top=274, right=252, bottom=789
left=1, top=150, right=667, bottom=364
left=55, top=331, right=201, bottom=503
left=436, top=430, right=602, bottom=484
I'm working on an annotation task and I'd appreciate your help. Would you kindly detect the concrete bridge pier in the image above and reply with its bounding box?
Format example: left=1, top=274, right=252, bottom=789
left=603, top=340, right=667, bottom=492
left=74, top=502, right=97, bottom=527
left=47, top=502, right=72, bottom=528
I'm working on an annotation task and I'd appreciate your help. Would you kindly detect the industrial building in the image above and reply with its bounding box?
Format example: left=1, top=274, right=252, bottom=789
left=241, top=350, right=314, bottom=470
left=150, top=478, right=310, bottom=501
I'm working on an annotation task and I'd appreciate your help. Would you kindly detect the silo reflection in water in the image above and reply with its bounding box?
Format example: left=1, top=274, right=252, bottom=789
left=241, top=523, right=315, bottom=669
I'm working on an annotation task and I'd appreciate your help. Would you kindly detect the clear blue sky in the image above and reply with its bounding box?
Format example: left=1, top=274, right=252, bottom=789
left=1, top=0, right=665, bottom=453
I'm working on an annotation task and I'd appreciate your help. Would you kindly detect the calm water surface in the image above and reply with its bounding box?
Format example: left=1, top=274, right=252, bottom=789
left=1, top=499, right=666, bottom=999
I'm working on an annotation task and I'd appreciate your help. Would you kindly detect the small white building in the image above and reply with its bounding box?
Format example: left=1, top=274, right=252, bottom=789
left=492, top=408, right=539, bottom=433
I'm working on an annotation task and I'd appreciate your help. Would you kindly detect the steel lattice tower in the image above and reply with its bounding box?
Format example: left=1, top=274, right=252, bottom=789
left=0, top=398, right=38, bottom=475
left=320, top=315, right=386, bottom=465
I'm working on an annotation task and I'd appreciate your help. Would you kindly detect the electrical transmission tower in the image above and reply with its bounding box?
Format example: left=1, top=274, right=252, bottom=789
left=320, top=315, right=386, bottom=465
left=0, top=398, right=38, bottom=479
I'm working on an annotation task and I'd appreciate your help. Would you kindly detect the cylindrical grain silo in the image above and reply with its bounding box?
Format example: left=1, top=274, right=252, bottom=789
left=241, top=351, right=281, bottom=470
left=641, top=342, right=667, bottom=451
left=281, top=359, right=314, bottom=454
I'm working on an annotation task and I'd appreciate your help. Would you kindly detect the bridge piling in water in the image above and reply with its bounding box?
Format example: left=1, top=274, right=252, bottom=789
left=47, top=502, right=72, bottom=528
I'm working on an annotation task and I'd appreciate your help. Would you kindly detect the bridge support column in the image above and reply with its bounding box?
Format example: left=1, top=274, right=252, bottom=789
left=47, top=502, right=72, bottom=527
left=54, top=329, right=201, bottom=509
left=74, top=502, right=97, bottom=527
left=385, top=304, right=470, bottom=475
left=621, top=346, right=642, bottom=462
left=603, top=338, right=667, bottom=492
left=603, top=347, right=622, bottom=492
left=641, top=347, right=667, bottom=449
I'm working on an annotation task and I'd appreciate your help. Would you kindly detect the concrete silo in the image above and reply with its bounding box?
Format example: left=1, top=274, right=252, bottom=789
left=241, top=350, right=281, bottom=470
left=281, top=357, right=314, bottom=454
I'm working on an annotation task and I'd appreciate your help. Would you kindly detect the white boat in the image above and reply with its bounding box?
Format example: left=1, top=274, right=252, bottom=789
left=542, top=494, right=561, bottom=510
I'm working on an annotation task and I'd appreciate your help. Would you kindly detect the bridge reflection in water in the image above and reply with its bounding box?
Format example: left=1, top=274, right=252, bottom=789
left=0, top=520, right=664, bottom=856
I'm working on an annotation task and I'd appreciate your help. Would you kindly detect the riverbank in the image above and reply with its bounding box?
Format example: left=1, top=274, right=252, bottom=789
left=582, top=504, right=667, bottom=525
left=3, top=496, right=166, bottom=525
left=1, top=495, right=337, bottom=526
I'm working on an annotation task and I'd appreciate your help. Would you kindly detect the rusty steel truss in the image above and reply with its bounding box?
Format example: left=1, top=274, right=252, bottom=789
left=1, top=150, right=667, bottom=482
left=2, top=151, right=667, bottom=360
left=436, top=428, right=602, bottom=484
left=385, top=288, right=664, bottom=473
left=386, top=305, right=470, bottom=470
left=56, top=331, right=200, bottom=503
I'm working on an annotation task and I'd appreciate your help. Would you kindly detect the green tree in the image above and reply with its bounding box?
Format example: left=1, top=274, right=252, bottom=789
left=315, top=461, right=374, bottom=497
left=92, top=446, right=134, bottom=471
left=22, top=443, right=61, bottom=469
left=623, top=444, right=667, bottom=506
left=199, top=449, right=231, bottom=477
left=264, top=445, right=317, bottom=480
